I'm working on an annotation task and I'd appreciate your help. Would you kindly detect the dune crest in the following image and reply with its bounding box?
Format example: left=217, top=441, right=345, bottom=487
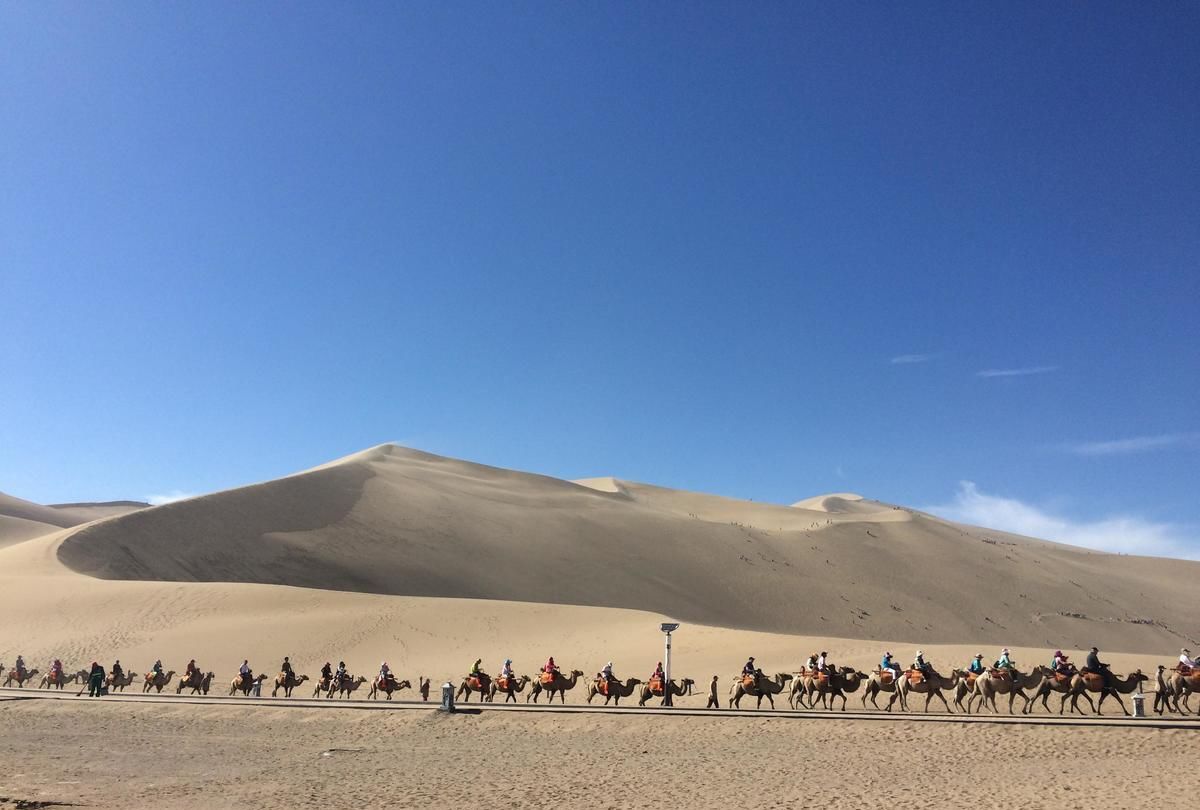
left=30, top=443, right=1196, bottom=653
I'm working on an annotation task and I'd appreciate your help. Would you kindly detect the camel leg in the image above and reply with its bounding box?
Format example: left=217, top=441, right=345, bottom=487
left=1104, top=690, right=1128, bottom=716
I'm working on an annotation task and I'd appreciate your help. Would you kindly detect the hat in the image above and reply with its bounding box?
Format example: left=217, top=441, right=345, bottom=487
left=1001, top=648, right=1009, bottom=654
left=1091, top=646, right=1098, bottom=651
left=820, top=651, right=827, bottom=656
left=1055, top=650, right=1062, bottom=656
left=916, top=650, right=924, bottom=656
left=885, top=651, right=892, bottom=656
left=974, top=654, right=983, bottom=659
left=607, top=661, right=613, bottom=667
left=505, top=658, right=512, bottom=664
left=1182, top=648, right=1190, bottom=654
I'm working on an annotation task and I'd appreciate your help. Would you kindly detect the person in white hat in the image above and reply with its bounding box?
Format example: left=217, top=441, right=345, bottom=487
left=1179, top=648, right=1196, bottom=671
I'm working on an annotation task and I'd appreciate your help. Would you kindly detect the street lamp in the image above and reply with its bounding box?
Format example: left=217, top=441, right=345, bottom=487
left=660, top=622, right=680, bottom=706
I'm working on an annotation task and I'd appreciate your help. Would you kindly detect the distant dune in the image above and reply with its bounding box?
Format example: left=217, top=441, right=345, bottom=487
left=0, top=491, right=146, bottom=549
left=37, top=444, right=1195, bottom=653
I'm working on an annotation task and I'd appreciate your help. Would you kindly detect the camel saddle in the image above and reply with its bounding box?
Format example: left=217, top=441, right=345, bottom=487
left=648, top=677, right=664, bottom=696
left=812, top=672, right=830, bottom=686
left=597, top=679, right=616, bottom=697
left=496, top=676, right=511, bottom=691
left=906, top=669, right=925, bottom=685
left=987, top=668, right=1011, bottom=680
left=468, top=675, right=488, bottom=690
left=540, top=671, right=556, bottom=685
left=877, top=669, right=895, bottom=686
left=741, top=674, right=757, bottom=690
left=1081, top=672, right=1104, bottom=688
left=1053, top=671, right=1072, bottom=685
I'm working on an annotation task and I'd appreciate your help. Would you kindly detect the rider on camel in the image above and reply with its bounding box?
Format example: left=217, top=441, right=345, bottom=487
left=335, top=661, right=347, bottom=687
left=995, top=648, right=1015, bottom=670
left=742, top=657, right=757, bottom=678
left=239, top=659, right=253, bottom=686
left=499, top=659, right=514, bottom=682
left=321, top=662, right=333, bottom=684
left=804, top=653, right=819, bottom=673
left=1179, top=648, right=1196, bottom=673
left=881, top=651, right=901, bottom=682
left=186, top=659, right=198, bottom=679
left=1085, top=647, right=1113, bottom=689
left=380, top=661, right=393, bottom=684
left=543, top=656, right=560, bottom=675
left=601, top=661, right=619, bottom=687
left=913, top=650, right=932, bottom=679
left=967, top=654, right=985, bottom=675
left=280, top=657, right=293, bottom=678
left=469, top=658, right=485, bottom=682
left=15, top=656, right=26, bottom=678
left=1052, top=650, right=1074, bottom=677
left=816, top=652, right=829, bottom=675
left=651, top=661, right=665, bottom=683
left=111, top=659, right=124, bottom=681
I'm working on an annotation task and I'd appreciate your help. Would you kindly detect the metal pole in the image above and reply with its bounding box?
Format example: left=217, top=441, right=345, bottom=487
left=664, top=630, right=673, bottom=706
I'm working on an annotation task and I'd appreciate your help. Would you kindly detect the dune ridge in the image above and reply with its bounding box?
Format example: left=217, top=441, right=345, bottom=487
left=36, top=444, right=1198, bottom=653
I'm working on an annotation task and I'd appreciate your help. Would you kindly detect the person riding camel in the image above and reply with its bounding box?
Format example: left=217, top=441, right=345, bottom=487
left=913, top=651, right=931, bottom=679
left=742, top=657, right=757, bottom=678
left=995, top=648, right=1015, bottom=670
left=1085, top=646, right=1113, bottom=689
left=15, top=656, right=26, bottom=678
left=1052, top=650, right=1074, bottom=677
left=1179, top=648, right=1196, bottom=673
left=280, top=657, right=293, bottom=679
left=321, top=662, right=333, bottom=684
left=380, top=661, right=393, bottom=684
left=111, top=660, right=123, bottom=681
left=967, top=654, right=985, bottom=675
left=651, top=661, right=665, bottom=683
left=804, top=653, right=818, bottom=673
left=469, top=658, right=486, bottom=683
left=50, top=658, right=63, bottom=682
left=543, top=657, right=559, bottom=675
left=499, top=659, right=514, bottom=682
left=239, top=660, right=252, bottom=687
left=816, top=652, right=829, bottom=675
left=186, top=659, right=198, bottom=678
left=881, top=651, right=901, bottom=682
left=335, top=661, right=347, bottom=687
left=601, top=661, right=619, bottom=688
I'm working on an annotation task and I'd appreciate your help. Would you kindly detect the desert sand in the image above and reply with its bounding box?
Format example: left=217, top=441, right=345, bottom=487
left=1, top=444, right=1196, bottom=808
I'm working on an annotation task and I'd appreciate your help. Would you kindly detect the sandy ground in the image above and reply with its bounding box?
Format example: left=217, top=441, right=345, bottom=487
left=0, top=698, right=1194, bottom=809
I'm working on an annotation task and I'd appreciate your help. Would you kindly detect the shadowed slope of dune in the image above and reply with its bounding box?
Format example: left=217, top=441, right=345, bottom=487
left=53, top=444, right=1198, bottom=652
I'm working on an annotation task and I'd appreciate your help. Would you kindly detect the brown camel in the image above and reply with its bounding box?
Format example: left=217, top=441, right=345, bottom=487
left=638, top=677, right=695, bottom=706
left=527, top=669, right=585, bottom=704
left=330, top=675, right=369, bottom=698
left=969, top=667, right=1047, bottom=714
left=487, top=674, right=530, bottom=703
left=797, top=668, right=866, bottom=711
left=3, top=668, right=40, bottom=688
left=107, top=671, right=139, bottom=692
left=586, top=677, right=642, bottom=705
left=455, top=673, right=491, bottom=703
left=177, top=671, right=214, bottom=695
left=1168, top=669, right=1200, bottom=714
left=143, top=670, right=176, bottom=693
left=368, top=677, right=413, bottom=701
left=272, top=672, right=310, bottom=698
left=729, top=671, right=792, bottom=709
left=1067, top=670, right=1148, bottom=716
left=1026, top=669, right=1094, bottom=714
left=40, top=669, right=87, bottom=690
left=893, top=668, right=961, bottom=712
left=313, top=675, right=333, bottom=698
left=229, top=673, right=269, bottom=696
left=861, top=669, right=908, bottom=711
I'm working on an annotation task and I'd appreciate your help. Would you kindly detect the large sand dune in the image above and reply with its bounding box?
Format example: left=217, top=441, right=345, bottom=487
left=15, top=444, right=1192, bottom=657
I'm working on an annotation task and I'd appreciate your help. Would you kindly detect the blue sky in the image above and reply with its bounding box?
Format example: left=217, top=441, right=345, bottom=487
left=2, top=2, right=1197, bottom=556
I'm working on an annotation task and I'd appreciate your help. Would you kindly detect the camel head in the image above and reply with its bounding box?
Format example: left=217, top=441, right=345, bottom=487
left=569, top=669, right=585, bottom=677
left=354, top=676, right=367, bottom=685
left=296, top=674, right=310, bottom=683
left=397, top=679, right=412, bottom=689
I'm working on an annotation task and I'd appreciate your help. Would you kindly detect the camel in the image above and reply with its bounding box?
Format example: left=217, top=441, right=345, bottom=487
left=107, top=671, right=138, bottom=692
left=177, top=671, right=214, bottom=695
left=272, top=672, right=310, bottom=698
left=330, top=675, right=369, bottom=698
left=229, top=673, right=269, bottom=696
left=638, top=677, right=694, bottom=707
left=1153, top=666, right=1178, bottom=715
left=796, top=668, right=866, bottom=711
left=1067, top=670, right=1148, bottom=716
left=313, top=675, right=333, bottom=698
left=143, top=670, right=176, bottom=693
left=1026, top=669, right=1095, bottom=715
left=368, top=676, right=413, bottom=701
left=1168, top=669, right=1200, bottom=714
left=527, top=669, right=585, bottom=704
left=893, top=668, right=961, bottom=712
left=487, top=674, right=530, bottom=703
left=969, top=667, right=1047, bottom=714
left=586, top=677, right=642, bottom=705
left=861, top=669, right=907, bottom=711
left=40, top=669, right=87, bottom=690
left=3, top=668, right=40, bottom=688
left=455, top=673, right=491, bottom=703
left=728, top=671, right=792, bottom=709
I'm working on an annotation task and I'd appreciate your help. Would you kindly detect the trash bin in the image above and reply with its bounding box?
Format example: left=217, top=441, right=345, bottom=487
left=440, top=682, right=455, bottom=713
left=1131, top=693, right=1145, bottom=717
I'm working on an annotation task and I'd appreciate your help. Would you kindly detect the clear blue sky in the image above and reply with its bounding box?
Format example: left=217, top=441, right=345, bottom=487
left=2, top=2, right=1197, bottom=556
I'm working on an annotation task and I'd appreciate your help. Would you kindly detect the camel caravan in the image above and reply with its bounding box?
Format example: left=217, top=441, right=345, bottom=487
left=2, top=645, right=1195, bottom=717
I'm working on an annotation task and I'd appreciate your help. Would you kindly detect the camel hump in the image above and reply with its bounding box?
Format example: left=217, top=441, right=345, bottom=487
left=906, top=670, right=925, bottom=685
left=648, top=677, right=664, bottom=695
left=539, top=672, right=555, bottom=685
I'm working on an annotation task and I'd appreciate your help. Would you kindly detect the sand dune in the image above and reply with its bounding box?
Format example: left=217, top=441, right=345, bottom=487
left=26, top=444, right=1196, bottom=654
left=0, top=492, right=146, bottom=547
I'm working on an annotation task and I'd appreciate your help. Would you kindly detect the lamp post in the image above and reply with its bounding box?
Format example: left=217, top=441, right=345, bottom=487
left=660, top=622, right=679, bottom=706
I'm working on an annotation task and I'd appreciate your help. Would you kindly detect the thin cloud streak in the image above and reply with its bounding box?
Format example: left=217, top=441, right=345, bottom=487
left=1067, top=433, right=1200, bottom=456
left=976, top=365, right=1059, bottom=378
left=890, top=354, right=932, bottom=365
left=925, top=481, right=1196, bottom=560
left=146, top=490, right=199, bottom=506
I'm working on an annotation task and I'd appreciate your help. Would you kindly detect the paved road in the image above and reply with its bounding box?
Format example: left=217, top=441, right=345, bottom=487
left=3, top=686, right=1197, bottom=729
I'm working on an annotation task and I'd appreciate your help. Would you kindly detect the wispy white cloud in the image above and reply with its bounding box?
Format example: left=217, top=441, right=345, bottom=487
left=976, top=365, right=1059, bottom=378
left=891, top=354, right=933, bottom=365
left=925, top=481, right=1196, bottom=560
left=1065, top=432, right=1200, bottom=457
left=146, top=490, right=199, bottom=506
